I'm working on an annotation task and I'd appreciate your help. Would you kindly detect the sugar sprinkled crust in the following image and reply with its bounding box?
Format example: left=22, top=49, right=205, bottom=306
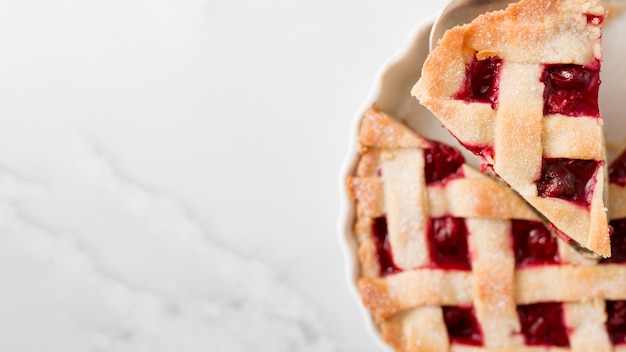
left=412, top=0, right=610, bottom=256
left=349, top=108, right=626, bottom=351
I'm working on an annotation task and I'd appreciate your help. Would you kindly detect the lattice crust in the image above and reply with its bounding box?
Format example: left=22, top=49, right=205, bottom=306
left=348, top=108, right=626, bottom=351
left=411, top=0, right=610, bottom=257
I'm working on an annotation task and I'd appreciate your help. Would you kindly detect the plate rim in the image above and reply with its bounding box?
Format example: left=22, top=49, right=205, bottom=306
left=336, top=13, right=438, bottom=351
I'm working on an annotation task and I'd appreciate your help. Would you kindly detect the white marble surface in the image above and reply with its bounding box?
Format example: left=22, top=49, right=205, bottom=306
left=0, top=0, right=447, bottom=351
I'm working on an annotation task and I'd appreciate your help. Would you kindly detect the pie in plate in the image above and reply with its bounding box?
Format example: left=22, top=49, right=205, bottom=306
left=348, top=108, right=626, bottom=350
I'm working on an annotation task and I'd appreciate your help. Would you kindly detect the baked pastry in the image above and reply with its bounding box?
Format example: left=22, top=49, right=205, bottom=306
left=348, top=108, right=626, bottom=351
left=411, top=0, right=610, bottom=256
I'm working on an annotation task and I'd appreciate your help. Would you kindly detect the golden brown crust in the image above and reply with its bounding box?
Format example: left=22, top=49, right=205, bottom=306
left=357, top=277, right=396, bottom=321
left=347, top=176, right=384, bottom=217
left=354, top=150, right=380, bottom=177
left=515, top=264, right=626, bottom=303
left=565, top=300, right=613, bottom=351
left=466, top=219, right=522, bottom=347
left=433, top=167, right=538, bottom=220
left=358, top=271, right=474, bottom=321
left=355, top=224, right=380, bottom=279
left=381, top=308, right=450, bottom=352
left=542, top=116, right=605, bottom=160
left=349, top=98, right=626, bottom=350
left=359, top=108, right=430, bottom=149
left=412, top=0, right=609, bottom=256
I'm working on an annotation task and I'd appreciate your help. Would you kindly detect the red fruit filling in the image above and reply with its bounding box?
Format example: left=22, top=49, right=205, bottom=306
left=606, top=300, right=626, bottom=345
left=424, top=140, right=465, bottom=185
left=541, top=62, right=600, bottom=117
left=371, top=216, right=401, bottom=276
left=459, top=142, right=495, bottom=172
left=442, top=306, right=483, bottom=346
left=461, top=144, right=495, bottom=163
left=601, top=218, right=626, bottom=264
left=609, top=149, right=626, bottom=187
left=512, top=220, right=560, bottom=268
left=517, top=303, right=569, bottom=347
left=454, top=55, right=503, bottom=109
left=536, top=158, right=600, bottom=207
left=427, top=217, right=471, bottom=270
left=586, top=14, right=605, bottom=25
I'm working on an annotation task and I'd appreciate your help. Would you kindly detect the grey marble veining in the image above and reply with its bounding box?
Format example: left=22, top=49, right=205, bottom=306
left=0, top=133, right=335, bottom=351
left=0, top=0, right=447, bottom=350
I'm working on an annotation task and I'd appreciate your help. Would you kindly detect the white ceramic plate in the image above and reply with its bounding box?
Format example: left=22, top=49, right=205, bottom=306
left=339, top=8, right=626, bottom=351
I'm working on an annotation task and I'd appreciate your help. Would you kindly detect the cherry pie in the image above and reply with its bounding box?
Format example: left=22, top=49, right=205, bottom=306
left=348, top=108, right=626, bottom=350
left=412, top=0, right=610, bottom=256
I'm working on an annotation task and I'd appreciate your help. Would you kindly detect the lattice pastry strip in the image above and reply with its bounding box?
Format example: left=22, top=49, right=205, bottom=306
left=466, top=218, right=521, bottom=347
left=411, top=0, right=610, bottom=256
left=348, top=108, right=626, bottom=350
left=381, top=302, right=613, bottom=351
left=381, top=307, right=450, bottom=351
left=565, top=300, right=613, bottom=351
left=380, top=148, right=430, bottom=270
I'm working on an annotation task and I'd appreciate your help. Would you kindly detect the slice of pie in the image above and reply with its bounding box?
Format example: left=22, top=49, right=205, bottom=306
left=349, top=108, right=626, bottom=350
left=412, top=0, right=610, bottom=256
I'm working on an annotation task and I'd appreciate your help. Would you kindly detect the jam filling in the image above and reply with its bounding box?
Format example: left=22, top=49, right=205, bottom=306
left=586, top=14, right=605, bottom=25
left=606, top=300, right=626, bottom=345
left=424, top=141, right=465, bottom=185
left=459, top=142, right=495, bottom=172
left=371, top=216, right=401, bottom=276
left=536, top=158, right=600, bottom=207
left=427, top=217, right=471, bottom=270
left=454, top=55, right=503, bottom=109
left=461, top=144, right=495, bottom=163
left=609, top=149, right=626, bottom=187
left=601, top=218, right=626, bottom=264
left=517, top=303, right=569, bottom=347
left=541, top=62, right=600, bottom=118
left=511, top=220, right=560, bottom=268
left=442, top=306, right=483, bottom=346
